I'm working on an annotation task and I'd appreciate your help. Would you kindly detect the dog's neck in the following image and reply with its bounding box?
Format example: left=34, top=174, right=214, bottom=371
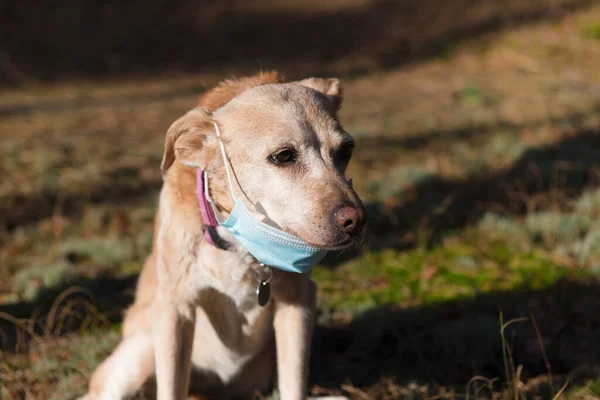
left=194, top=166, right=279, bottom=288
left=162, top=161, right=235, bottom=231
left=164, top=162, right=272, bottom=279
left=196, top=168, right=230, bottom=250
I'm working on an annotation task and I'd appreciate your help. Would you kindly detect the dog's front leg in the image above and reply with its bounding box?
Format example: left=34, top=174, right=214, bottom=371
left=273, top=274, right=317, bottom=400
left=153, top=294, right=195, bottom=400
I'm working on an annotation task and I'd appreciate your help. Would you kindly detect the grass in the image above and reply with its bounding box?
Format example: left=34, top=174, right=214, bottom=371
left=580, top=20, right=600, bottom=41
left=1, top=330, right=121, bottom=400
left=315, top=241, right=577, bottom=314
left=3, top=3, right=600, bottom=399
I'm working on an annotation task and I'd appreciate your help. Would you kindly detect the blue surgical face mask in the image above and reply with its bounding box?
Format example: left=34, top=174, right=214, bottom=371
left=204, top=122, right=328, bottom=274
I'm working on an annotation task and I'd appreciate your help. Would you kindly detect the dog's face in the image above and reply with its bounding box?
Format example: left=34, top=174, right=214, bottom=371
left=162, top=77, right=366, bottom=249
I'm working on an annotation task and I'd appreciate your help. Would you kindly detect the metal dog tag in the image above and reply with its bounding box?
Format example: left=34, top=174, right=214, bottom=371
left=256, top=280, right=271, bottom=307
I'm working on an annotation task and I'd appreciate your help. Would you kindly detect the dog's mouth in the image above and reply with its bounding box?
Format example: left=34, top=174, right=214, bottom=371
left=325, top=239, right=355, bottom=251
left=308, top=233, right=365, bottom=251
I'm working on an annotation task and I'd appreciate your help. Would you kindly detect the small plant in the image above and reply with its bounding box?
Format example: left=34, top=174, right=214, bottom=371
left=581, top=21, right=600, bottom=41
left=462, top=83, right=483, bottom=105
left=499, top=312, right=529, bottom=400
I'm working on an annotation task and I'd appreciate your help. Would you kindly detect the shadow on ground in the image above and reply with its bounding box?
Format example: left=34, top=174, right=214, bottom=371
left=0, top=0, right=592, bottom=83
left=311, top=278, right=600, bottom=397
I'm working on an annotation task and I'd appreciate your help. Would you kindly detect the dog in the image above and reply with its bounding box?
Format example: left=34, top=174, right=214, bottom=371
left=80, top=71, right=366, bottom=400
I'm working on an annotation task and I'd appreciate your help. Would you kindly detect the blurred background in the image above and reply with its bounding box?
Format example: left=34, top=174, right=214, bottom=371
left=2, top=0, right=600, bottom=398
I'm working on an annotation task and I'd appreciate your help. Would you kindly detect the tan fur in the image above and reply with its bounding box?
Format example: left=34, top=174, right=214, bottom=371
left=198, top=71, right=282, bottom=111
left=80, top=72, right=365, bottom=400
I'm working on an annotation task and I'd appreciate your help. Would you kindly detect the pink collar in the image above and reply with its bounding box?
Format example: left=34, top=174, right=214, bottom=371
left=196, top=169, right=229, bottom=250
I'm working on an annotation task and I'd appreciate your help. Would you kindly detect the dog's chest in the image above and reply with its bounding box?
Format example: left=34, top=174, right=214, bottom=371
left=191, top=275, right=275, bottom=384
left=190, top=241, right=272, bottom=344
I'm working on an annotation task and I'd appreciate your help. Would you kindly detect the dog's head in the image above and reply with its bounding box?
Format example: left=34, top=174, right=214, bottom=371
left=161, top=76, right=366, bottom=250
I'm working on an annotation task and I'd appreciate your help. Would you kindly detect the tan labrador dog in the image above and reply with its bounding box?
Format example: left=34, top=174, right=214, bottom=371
left=80, top=72, right=366, bottom=400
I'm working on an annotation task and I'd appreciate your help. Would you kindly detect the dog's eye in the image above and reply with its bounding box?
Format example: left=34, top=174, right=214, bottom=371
left=336, top=143, right=354, bottom=163
left=268, top=149, right=297, bottom=165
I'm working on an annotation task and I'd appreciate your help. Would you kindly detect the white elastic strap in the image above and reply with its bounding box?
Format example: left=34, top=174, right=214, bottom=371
left=203, top=170, right=212, bottom=202
left=203, top=171, right=224, bottom=224
left=212, top=121, right=237, bottom=201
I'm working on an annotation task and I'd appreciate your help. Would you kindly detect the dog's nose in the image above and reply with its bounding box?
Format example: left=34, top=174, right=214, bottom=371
left=333, top=206, right=364, bottom=235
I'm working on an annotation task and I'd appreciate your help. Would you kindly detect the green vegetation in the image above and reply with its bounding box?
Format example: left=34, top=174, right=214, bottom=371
left=581, top=20, right=600, bottom=40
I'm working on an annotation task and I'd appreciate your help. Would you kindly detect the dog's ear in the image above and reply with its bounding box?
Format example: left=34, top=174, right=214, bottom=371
left=161, top=107, right=215, bottom=172
left=295, top=77, right=343, bottom=109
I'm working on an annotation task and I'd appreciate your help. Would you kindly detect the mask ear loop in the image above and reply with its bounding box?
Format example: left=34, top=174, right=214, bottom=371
left=212, top=121, right=237, bottom=202
left=203, top=171, right=225, bottom=224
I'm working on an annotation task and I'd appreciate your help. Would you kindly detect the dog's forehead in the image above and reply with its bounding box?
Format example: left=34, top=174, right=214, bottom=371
left=218, top=84, right=342, bottom=146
